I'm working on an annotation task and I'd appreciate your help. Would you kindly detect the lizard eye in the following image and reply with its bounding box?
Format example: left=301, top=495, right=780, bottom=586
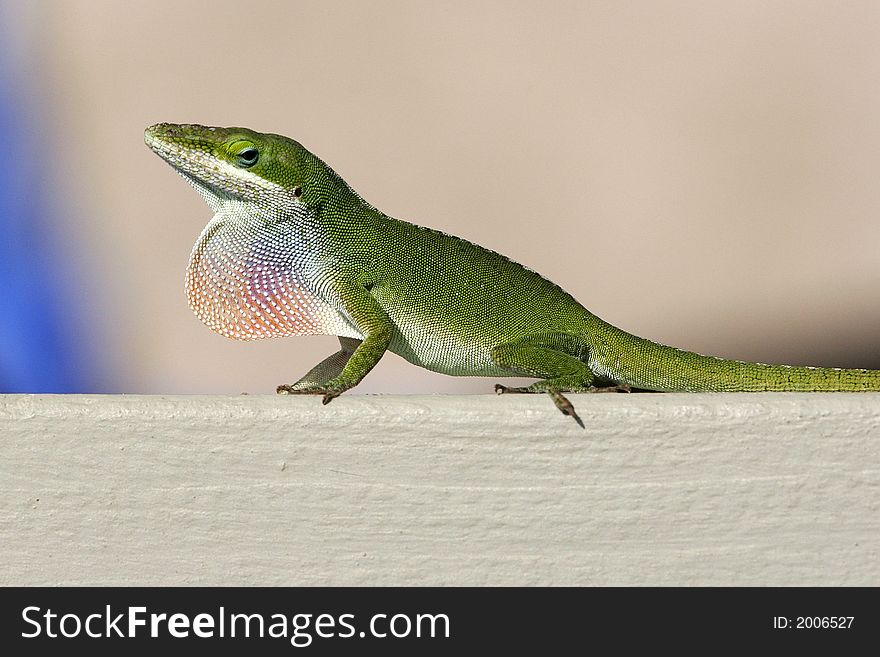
left=236, top=147, right=259, bottom=167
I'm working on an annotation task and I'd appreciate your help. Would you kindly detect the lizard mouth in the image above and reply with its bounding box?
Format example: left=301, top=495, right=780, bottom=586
left=144, top=123, right=285, bottom=208
left=144, top=127, right=209, bottom=169
left=145, top=126, right=237, bottom=205
left=144, top=124, right=218, bottom=171
left=144, top=124, right=187, bottom=158
left=144, top=129, right=170, bottom=160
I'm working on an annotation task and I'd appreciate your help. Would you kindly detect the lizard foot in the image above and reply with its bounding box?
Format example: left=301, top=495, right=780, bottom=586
left=589, top=383, right=632, bottom=393
left=494, top=384, right=535, bottom=395
left=495, top=384, right=585, bottom=428
left=277, top=384, right=342, bottom=405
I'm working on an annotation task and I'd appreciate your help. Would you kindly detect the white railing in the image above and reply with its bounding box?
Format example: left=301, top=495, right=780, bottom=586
left=1, top=393, right=877, bottom=585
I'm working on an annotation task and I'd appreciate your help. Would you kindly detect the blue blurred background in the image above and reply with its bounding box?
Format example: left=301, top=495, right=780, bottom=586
left=0, top=6, right=98, bottom=392
left=2, top=0, right=880, bottom=394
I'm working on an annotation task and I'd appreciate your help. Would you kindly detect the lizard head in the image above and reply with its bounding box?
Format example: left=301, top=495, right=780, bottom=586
left=144, top=123, right=327, bottom=213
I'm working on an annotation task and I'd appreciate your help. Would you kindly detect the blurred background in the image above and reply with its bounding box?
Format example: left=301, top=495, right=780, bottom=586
left=2, top=0, right=880, bottom=394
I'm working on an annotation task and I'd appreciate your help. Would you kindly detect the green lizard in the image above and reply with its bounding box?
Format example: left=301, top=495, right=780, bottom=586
left=145, top=123, right=880, bottom=427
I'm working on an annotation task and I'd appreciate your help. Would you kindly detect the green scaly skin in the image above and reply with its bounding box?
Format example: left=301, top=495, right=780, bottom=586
left=144, top=123, right=880, bottom=428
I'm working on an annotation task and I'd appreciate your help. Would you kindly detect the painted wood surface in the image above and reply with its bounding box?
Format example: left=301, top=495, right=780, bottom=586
left=2, top=394, right=877, bottom=585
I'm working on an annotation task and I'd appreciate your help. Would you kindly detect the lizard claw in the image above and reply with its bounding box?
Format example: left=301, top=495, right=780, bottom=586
left=494, top=384, right=531, bottom=394
left=588, top=383, right=631, bottom=394
left=277, top=384, right=342, bottom=402
left=562, top=405, right=585, bottom=429
left=547, top=390, right=585, bottom=429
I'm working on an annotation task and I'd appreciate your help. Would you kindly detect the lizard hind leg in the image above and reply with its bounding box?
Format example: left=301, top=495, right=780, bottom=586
left=490, top=336, right=599, bottom=429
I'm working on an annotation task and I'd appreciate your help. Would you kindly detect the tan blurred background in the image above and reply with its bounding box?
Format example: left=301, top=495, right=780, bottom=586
left=13, top=0, right=880, bottom=394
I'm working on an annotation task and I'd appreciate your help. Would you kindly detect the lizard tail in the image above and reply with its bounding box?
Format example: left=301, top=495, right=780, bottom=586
left=589, top=321, right=880, bottom=392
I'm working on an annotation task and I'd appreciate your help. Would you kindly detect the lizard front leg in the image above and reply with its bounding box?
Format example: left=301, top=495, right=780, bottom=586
left=277, top=336, right=361, bottom=394
left=277, top=282, right=393, bottom=404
